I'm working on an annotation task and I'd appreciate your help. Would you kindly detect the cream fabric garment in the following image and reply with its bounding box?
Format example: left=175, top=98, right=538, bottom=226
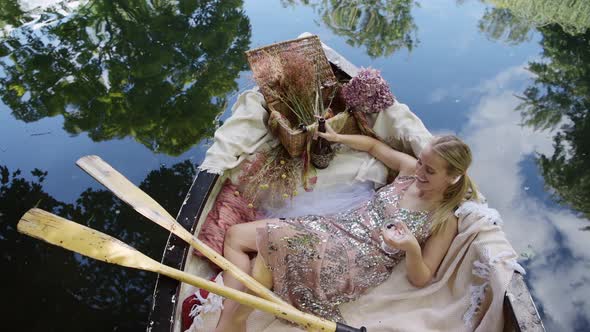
left=198, top=90, right=274, bottom=175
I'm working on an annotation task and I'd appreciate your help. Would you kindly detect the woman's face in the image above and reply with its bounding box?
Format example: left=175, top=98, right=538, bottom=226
left=414, top=144, right=455, bottom=192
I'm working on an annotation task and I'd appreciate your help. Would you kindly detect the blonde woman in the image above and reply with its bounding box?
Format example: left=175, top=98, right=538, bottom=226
left=215, top=126, right=479, bottom=332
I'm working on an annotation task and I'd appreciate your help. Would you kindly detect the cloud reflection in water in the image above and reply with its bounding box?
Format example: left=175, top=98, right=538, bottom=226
left=460, top=65, right=590, bottom=331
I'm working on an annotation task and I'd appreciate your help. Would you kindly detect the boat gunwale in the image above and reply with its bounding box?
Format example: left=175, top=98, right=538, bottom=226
left=147, top=171, right=219, bottom=332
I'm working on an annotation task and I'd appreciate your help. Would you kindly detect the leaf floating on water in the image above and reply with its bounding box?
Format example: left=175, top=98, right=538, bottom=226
left=519, top=245, right=536, bottom=260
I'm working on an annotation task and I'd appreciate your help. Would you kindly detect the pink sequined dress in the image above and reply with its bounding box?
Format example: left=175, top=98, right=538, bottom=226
left=256, top=175, right=433, bottom=323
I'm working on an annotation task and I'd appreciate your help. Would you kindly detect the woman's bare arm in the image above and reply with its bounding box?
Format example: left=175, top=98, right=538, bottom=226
left=404, top=215, right=458, bottom=287
left=317, top=126, right=416, bottom=174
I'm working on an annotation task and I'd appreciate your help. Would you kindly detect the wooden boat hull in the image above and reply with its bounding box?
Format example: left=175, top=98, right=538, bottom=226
left=148, top=171, right=219, bottom=331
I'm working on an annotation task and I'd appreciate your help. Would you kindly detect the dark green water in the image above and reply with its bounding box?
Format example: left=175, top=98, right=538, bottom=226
left=1, top=1, right=589, bottom=331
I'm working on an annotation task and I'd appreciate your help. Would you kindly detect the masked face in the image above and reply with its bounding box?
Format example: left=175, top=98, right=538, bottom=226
left=414, top=144, right=457, bottom=192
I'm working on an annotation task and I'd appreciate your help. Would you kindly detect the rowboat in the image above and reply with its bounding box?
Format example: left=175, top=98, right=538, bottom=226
left=146, top=36, right=545, bottom=332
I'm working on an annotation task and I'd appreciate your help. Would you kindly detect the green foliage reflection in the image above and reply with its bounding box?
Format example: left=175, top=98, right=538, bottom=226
left=0, top=0, right=251, bottom=155
left=282, top=0, right=418, bottom=58
left=478, top=7, right=534, bottom=44
left=478, top=0, right=590, bottom=44
left=517, top=25, right=590, bottom=220
left=0, top=160, right=197, bottom=330
left=0, top=0, right=25, bottom=32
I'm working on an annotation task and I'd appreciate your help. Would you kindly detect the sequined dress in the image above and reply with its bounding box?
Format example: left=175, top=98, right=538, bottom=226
left=256, top=175, right=433, bottom=323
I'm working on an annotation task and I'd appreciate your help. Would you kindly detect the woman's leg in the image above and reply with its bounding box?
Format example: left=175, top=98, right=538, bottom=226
left=215, top=218, right=279, bottom=332
left=229, top=254, right=273, bottom=322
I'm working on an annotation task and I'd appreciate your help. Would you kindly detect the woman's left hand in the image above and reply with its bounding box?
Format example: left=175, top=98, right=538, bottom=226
left=381, top=222, right=420, bottom=253
left=314, top=121, right=340, bottom=142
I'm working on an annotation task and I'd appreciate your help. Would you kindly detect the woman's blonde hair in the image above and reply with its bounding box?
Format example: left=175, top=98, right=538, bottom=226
left=429, top=135, right=479, bottom=235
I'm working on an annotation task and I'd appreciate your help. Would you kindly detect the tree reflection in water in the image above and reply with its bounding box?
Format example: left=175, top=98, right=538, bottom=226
left=477, top=1, right=590, bottom=222
left=0, top=0, right=251, bottom=156
left=282, top=0, right=418, bottom=58
left=478, top=6, right=534, bottom=45
left=0, top=0, right=25, bottom=32
left=0, top=160, right=197, bottom=330
left=518, top=25, right=590, bottom=221
left=480, top=0, right=590, bottom=37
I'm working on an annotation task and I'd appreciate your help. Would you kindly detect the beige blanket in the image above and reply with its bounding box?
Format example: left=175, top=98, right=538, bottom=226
left=243, top=201, right=522, bottom=332
left=194, top=90, right=524, bottom=332
left=198, top=90, right=275, bottom=175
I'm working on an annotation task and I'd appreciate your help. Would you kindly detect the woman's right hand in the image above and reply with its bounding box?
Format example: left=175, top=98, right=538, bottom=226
left=314, top=122, right=340, bottom=142
left=381, top=222, right=420, bottom=253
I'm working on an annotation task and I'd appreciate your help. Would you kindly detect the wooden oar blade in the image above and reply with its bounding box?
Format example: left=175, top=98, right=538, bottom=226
left=17, top=208, right=159, bottom=271
left=75, top=155, right=189, bottom=240
left=75, top=155, right=289, bottom=306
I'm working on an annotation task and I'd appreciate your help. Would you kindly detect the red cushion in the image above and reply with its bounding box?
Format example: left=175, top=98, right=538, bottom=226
left=193, top=179, right=259, bottom=264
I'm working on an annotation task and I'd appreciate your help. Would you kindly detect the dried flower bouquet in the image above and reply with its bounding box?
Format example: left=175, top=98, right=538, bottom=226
left=252, top=50, right=333, bottom=126
left=237, top=145, right=303, bottom=209
left=342, top=67, right=395, bottom=113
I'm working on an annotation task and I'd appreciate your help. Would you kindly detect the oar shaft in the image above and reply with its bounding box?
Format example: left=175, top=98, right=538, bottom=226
left=158, top=264, right=337, bottom=331
left=136, top=206, right=288, bottom=306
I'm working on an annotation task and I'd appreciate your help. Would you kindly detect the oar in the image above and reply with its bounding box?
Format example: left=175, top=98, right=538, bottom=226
left=17, top=208, right=366, bottom=332
left=75, top=155, right=287, bottom=307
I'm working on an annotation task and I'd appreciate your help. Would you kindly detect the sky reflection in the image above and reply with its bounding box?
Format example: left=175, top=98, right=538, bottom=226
left=2, top=0, right=589, bottom=330
left=460, top=64, right=590, bottom=331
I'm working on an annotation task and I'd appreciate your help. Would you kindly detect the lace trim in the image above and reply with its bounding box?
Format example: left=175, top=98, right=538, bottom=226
left=185, top=273, right=225, bottom=332
left=455, top=201, right=503, bottom=226
left=464, top=283, right=487, bottom=329
left=197, top=164, right=225, bottom=175
left=463, top=248, right=526, bottom=328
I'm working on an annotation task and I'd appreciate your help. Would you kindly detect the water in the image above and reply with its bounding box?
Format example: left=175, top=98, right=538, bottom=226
left=1, top=0, right=589, bottom=331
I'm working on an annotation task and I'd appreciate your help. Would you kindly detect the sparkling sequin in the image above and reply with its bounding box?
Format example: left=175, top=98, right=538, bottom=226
left=256, top=175, right=432, bottom=323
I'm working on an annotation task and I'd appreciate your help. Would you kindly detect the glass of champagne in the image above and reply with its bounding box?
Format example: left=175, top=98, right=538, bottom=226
left=380, top=220, right=407, bottom=255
